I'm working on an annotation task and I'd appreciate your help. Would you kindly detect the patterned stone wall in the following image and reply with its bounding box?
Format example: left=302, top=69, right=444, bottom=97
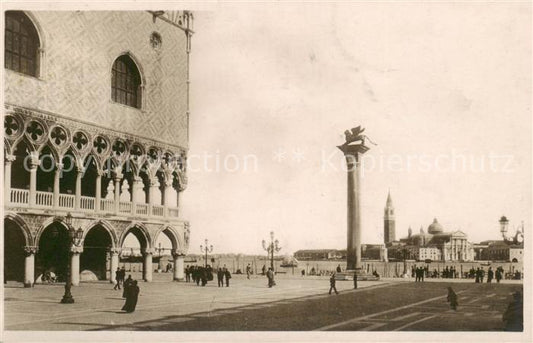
left=4, top=11, right=189, bottom=149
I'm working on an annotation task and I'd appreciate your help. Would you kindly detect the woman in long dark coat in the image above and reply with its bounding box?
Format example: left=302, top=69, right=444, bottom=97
left=122, top=275, right=133, bottom=298
left=122, top=280, right=140, bottom=313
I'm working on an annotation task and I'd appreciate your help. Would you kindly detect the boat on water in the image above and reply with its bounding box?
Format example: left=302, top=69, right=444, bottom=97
left=280, top=255, right=299, bottom=267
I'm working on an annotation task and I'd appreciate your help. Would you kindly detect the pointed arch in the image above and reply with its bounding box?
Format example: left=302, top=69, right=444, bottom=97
left=111, top=52, right=144, bottom=109
left=37, top=142, right=60, bottom=165
left=22, top=11, right=46, bottom=52
left=112, top=51, right=146, bottom=86
left=34, top=216, right=70, bottom=247
left=119, top=222, right=152, bottom=250
left=152, top=225, right=183, bottom=252
left=5, top=11, right=42, bottom=77
left=4, top=212, right=33, bottom=246
left=82, top=220, right=118, bottom=248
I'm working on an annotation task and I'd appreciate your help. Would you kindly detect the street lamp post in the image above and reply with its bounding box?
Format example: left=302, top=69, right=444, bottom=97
left=200, top=239, right=213, bottom=268
left=402, top=248, right=409, bottom=277
left=61, top=212, right=84, bottom=304
left=262, top=231, right=281, bottom=271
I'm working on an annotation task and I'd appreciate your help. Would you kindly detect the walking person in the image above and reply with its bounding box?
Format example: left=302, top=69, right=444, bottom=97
left=217, top=267, right=224, bottom=287
left=119, top=266, right=126, bottom=285
left=113, top=268, right=121, bottom=290
left=224, top=267, right=232, bottom=287
left=246, top=264, right=252, bottom=279
left=329, top=273, right=339, bottom=295
left=262, top=264, right=266, bottom=276
left=447, top=286, right=458, bottom=311
left=122, top=280, right=140, bottom=313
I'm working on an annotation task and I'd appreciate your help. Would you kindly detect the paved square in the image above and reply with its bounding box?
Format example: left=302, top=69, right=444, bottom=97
left=3, top=273, right=522, bottom=332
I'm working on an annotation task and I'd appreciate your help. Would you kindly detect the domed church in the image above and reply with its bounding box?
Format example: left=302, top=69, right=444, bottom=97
left=389, top=216, right=475, bottom=262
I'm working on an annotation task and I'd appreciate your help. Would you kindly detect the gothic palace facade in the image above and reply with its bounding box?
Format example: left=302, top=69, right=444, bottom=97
left=4, top=11, right=193, bottom=287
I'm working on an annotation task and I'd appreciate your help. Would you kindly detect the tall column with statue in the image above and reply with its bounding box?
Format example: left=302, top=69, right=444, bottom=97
left=337, top=126, right=377, bottom=280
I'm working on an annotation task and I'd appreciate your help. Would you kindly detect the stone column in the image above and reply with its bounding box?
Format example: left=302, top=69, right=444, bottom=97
left=172, top=251, right=185, bottom=281
left=130, top=177, right=140, bottom=201
left=28, top=152, right=40, bottom=207
left=338, top=138, right=370, bottom=272
left=95, top=171, right=102, bottom=212
left=109, top=248, right=120, bottom=283
left=143, top=248, right=154, bottom=282
left=4, top=154, right=15, bottom=204
left=74, top=167, right=83, bottom=210
left=114, top=174, right=122, bottom=214
left=162, top=180, right=173, bottom=217
left=149, top=178, right=161, bottom=205
left=53, top=163, right=63, bottom=209
left=70, top=246, right=83, bottom=286
left=23, top=246, right=38, bottom=288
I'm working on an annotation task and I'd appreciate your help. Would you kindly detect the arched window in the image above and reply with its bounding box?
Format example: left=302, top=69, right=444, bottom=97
left=5, top=11, right=40, bottom=77
left=111, top=55, right=142, bottom=109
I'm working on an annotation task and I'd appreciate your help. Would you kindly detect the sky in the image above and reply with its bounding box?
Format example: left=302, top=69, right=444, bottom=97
left=174, top=2, right=532, bottom=255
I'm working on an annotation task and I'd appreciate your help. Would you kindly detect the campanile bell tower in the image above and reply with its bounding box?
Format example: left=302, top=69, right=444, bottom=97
left=384, top=190, right=396, bottom=245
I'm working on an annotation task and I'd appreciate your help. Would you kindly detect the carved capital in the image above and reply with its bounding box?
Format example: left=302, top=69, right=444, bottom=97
left=28, top=152, right=40, bottom=168
left=5, top=154, right=16, bottom=163
left=70, top=246, right=84, bottom=254
left=176, top=171, right=188, bottom=191
left=172, top=249, right=186, bottom=258
left=108, top=247, right=121, bottom=255
left=24, top=246, right=38, bottom=255
left=143, top=248, right=155, bottom=255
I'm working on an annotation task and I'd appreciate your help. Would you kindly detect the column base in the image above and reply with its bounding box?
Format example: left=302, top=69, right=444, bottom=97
left=335, top=269, right=380, bottom=281
left=173, top=277, right=185, bottom=282
left=61, top=295, right=75, bottom=304
left=24, top=282, right=33, bottom=288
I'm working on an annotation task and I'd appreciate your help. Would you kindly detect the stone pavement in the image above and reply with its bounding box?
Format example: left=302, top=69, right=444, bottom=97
left=3, top=272, right=383, bottom=331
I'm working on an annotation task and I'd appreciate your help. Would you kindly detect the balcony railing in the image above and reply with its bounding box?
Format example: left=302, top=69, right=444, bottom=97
left=10, top=189, right=29, bottom=205
left=7, top=188, right=178, bottom=219
left=58, top=194, right=75, bottom=209
left=119, top=201, right=132, bottom=214
left=100, top=199, right=114, bottom=213
left=136, top=203, right=149, bottom=215
left=80, top=196, right=95, bottom=210
left=152, top=205, right=164, bottom=217
left=36, top=191, right=53, bottom=207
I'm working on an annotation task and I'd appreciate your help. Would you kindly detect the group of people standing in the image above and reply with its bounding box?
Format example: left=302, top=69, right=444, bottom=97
left=185, top=265, right=213, bottom=286
left=217, top=266, right=232, bottom=287
left=184, top=265, right=233, bottom=287
left=414, top=266, right=425, bottom=282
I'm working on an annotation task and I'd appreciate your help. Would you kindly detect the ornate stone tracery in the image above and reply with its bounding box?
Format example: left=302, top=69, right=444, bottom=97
left=4, top=105, right=187, bottom=191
